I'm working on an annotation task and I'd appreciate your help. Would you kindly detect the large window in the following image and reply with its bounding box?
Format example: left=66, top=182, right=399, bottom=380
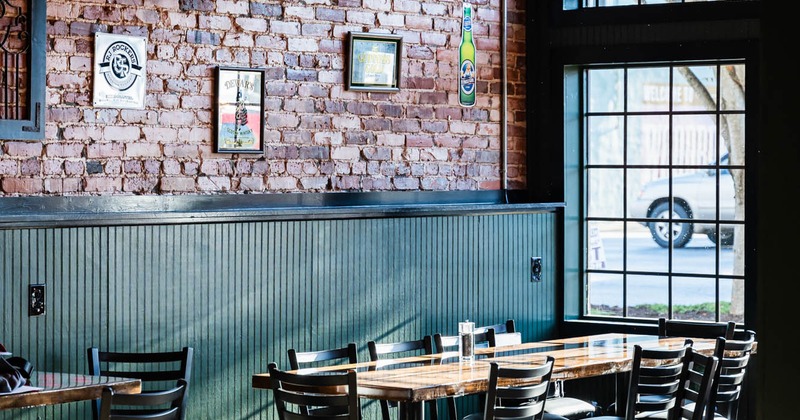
left=580, top=62, right=745, bottom=323
left=541, top=0, right=760, bottom=327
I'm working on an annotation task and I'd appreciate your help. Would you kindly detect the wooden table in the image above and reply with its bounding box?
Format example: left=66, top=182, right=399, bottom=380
left=252, top=333, right=752, bottom=420
left=0, top=371, right=141, bottom=410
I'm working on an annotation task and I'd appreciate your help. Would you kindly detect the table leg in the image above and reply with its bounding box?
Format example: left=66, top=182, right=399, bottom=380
left=399, top=401, right=425, bottom=420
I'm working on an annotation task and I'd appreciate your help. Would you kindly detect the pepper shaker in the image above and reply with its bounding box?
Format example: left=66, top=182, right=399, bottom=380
left=458, top=320, right=475, bottom=362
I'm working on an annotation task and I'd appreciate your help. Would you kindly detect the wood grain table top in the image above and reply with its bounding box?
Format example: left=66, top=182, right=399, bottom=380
left=0, top=371, right=141, bottom=410
left=252, top=333, right=756, bottom=403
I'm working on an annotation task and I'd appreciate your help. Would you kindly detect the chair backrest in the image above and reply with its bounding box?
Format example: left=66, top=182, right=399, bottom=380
left=434, top=320, right=516, bottom=354
left=288, top=342, right=358, bottom=371
left=475, top=319, right=517, bottom=335
left=674, top=348, right=719, bottom=420
left=623, top=342, right=691, bottom=420
left=99, top=379, right=187, bottom=420
left=367, top=336, right=435, bottom=420
left=367, top=336, right=434, bottom=363
left=268, top=362, right=361, bottom=420
left=658, top=317, right=736, bottom=340
left=87, top=347, right=193, bottom=420
left=705, top=331, right=756, bottom=420
left=482, top=356, right=555, bottom=420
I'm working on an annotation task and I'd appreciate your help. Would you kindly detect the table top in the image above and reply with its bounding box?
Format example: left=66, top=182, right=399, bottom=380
left=0, top=371, right=141, bottom=410
left=253, top=333, right=754, bottom=403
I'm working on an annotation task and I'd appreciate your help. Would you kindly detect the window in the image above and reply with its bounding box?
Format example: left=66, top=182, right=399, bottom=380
left=580, top=62, right=746, bottom=323
left=542, top=0, right=760, bottom=326
left=0, top=0, right=46, bottom=140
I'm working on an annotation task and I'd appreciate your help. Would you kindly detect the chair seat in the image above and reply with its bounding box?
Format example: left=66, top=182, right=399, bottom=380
left=681, top=402, right=728, bottom=419
left=578, top=414, right=669, bottom=420
left=464, top=413, right=571, bottom=420
left=545, top=396, right=599, bottom=418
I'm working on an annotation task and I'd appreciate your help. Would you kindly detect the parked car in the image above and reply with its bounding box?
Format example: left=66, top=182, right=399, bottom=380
left=630, top=154, right=735, bottom=248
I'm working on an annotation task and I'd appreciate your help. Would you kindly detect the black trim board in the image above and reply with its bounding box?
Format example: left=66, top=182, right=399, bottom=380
left=0, top=191, right=564, bottom=228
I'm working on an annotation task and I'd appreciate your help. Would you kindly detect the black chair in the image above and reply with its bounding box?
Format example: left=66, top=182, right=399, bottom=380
left=367, top=336, right=438, bottom=420
left=578, top=341, right=692, bottom=420
left=288, top=342, right=358, bottom=370
left=99, top=379, right=187, bottom=420
left=544, top=381, right=601, bottom=419
left=287, top=342, right=359, bottom=416
left=658, top=318, right=736, bottom=340
left=463, top=356, right=556, bottom=420
left=268, top=361, right=361, bottom=420
left=672, top=348, right=720, bottom=420
left=702, top=331, right=756, bottom=420
left=87, top=347, right=193, bottom=420
left=475, top=319, right=517, bottom=336
left=432, top=328, right=496, bottom=420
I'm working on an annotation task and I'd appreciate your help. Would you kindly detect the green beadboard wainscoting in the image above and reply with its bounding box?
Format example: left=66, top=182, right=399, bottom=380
left=1, top=200, right=559, bottom=419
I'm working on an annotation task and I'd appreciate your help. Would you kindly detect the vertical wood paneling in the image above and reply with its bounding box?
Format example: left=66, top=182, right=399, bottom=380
left=1, top=211, right=557, bottom=420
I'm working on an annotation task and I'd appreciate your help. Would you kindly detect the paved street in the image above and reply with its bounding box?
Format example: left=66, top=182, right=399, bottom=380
left=588, top=227, right=734, bottom=307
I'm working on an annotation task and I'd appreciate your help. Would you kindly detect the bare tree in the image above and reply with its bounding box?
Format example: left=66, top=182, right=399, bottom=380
left=678, top=66, right=745, bottom=317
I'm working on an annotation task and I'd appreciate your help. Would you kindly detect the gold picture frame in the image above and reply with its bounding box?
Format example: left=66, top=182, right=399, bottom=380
left=346, top=32, right=402, bottom=92
left=215, top=66, right=265, bottom=154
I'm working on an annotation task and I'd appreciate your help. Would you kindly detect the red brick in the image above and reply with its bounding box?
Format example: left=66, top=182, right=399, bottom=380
left=160, top=177, right=195, bottom=192
left=197, top=176, right=231, bottom=191
left=0, top=161, right=17, bottom=175
left=5, top=142, right=43, bottom=157
left=87, top=143, right=124, bottom=158
left=239, top=176, right=264, bottom=191
left=123, top=177, right=159, bottom=193
left=126, top=143, right=161, bottom=157
left=2, top=178, right=43, bottom=194
left=105, top=126, right=142, bottom=141
left=46, top=143, right=84, bottom=158
left=83, top=177, right=123, bottom=193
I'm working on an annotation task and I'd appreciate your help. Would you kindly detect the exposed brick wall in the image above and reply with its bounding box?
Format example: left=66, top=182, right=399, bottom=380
left=0, top=0, right=526, bottom=196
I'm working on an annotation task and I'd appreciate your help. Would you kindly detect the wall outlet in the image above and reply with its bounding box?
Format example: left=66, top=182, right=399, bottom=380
left=29, top=284, right=45, bottom=316
left=530, top=257, right=542, bottom=282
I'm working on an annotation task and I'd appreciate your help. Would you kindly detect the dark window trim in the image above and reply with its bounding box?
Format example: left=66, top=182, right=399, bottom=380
left=529, top=1, right=761, bottom=335
left=0, top=0, right=46, bottom=140
left=559, top=42, right=759, bottom=332
left=555, top=1, right=760, bottom=27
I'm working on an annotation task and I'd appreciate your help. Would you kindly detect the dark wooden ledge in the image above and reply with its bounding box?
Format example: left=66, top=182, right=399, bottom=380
left=0, top=191, right=564, bottom=228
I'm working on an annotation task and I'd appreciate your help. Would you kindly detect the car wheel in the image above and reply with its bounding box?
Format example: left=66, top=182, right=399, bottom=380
left=707, top=229, right=734, bottom=247
left=648, top=202, right=693, bottom=248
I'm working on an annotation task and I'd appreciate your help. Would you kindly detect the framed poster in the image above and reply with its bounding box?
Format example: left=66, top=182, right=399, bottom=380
left=346, top=32, right=402, bottom=92
left=93, top=33, right=147, bottom=109
left=215, top=67, right=265, bottom=154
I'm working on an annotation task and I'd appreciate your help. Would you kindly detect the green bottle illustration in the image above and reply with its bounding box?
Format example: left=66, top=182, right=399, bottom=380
left=459, top=2, right=476, bottom=107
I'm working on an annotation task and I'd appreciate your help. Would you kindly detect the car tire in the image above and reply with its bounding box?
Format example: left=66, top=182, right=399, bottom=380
left=707, top=230, right=734, bottom=247
left=648, top=202, right=693, bottom=248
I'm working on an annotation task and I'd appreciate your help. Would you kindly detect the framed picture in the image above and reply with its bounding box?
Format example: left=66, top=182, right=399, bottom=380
left=93, top=32, right=147, bottom=109
left=346, top=32, right=402, bottom=92
left=215, top=66, right=265, bottom=154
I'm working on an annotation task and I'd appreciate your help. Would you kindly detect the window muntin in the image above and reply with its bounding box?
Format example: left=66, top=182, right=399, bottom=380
left=583, top=61, right=745, bottom=324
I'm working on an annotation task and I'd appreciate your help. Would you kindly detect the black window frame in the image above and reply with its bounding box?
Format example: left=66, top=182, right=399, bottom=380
left=527, top=1, right=760, bottom=332
left=0, top=0, right=46, bottom=141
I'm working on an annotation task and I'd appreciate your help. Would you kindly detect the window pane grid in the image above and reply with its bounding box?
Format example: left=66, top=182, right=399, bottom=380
left=583, top=60, right=745, bottom=323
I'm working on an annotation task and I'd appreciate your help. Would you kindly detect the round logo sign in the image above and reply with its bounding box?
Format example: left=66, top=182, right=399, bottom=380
left=99, top=41, right=141, bottom=91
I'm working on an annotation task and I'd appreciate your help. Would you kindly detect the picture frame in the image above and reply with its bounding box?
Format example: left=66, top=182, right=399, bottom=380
left=346, top=32, right=402, bottom=92
left=215, top=66, right=266, bottom=154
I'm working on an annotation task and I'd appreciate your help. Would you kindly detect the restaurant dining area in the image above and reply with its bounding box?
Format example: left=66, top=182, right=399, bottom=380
left=0, top=0, right=796, bottom=419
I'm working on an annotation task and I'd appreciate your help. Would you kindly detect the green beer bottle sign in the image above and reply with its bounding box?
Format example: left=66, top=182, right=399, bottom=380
left=459, top=3, right=476, bottom=107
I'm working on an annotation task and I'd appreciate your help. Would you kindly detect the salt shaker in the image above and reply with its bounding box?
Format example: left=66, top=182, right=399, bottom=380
left=458, top=320, right=475, bottom=362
